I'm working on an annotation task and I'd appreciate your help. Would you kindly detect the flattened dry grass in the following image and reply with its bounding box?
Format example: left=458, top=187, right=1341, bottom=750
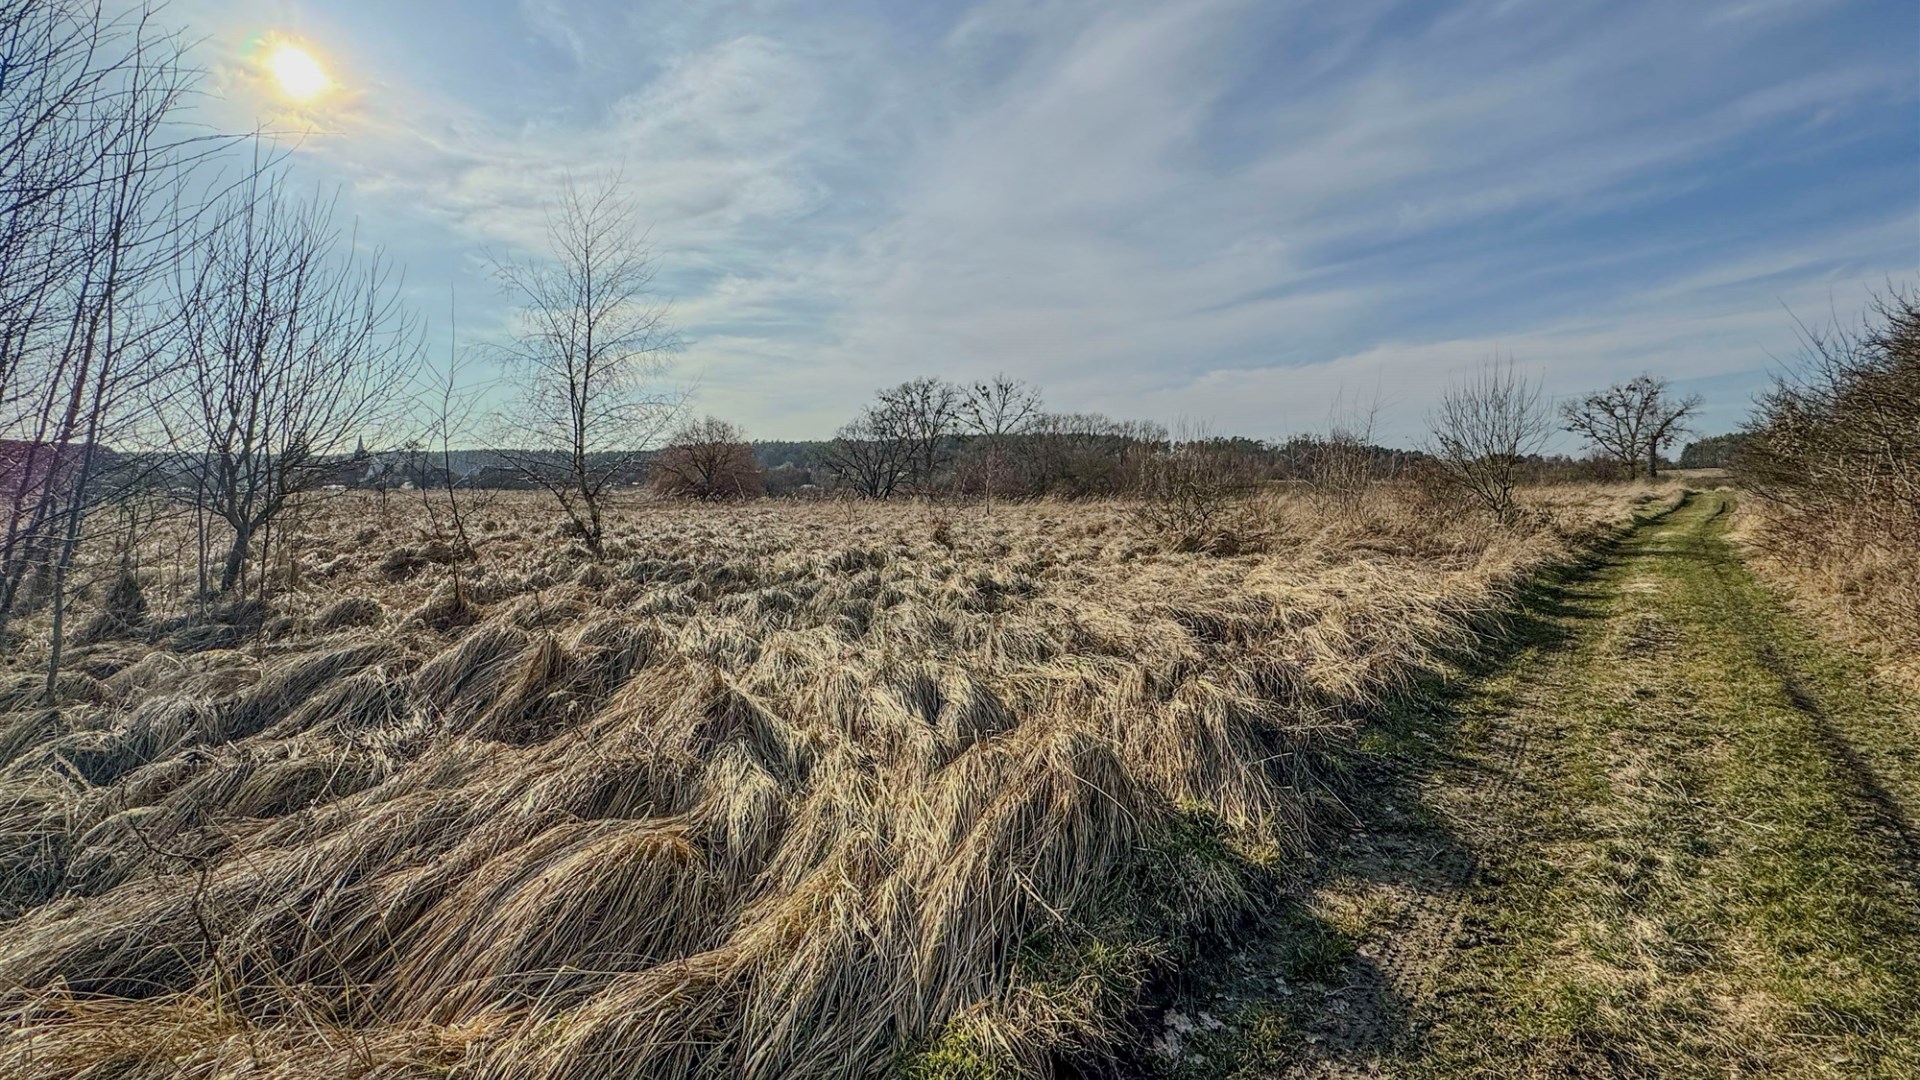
left=0, top=484, right=1657, bottom=1078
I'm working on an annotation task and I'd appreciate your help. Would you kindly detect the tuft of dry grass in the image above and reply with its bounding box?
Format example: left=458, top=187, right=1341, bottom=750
left=0, top=483, right=1664, bottom=1078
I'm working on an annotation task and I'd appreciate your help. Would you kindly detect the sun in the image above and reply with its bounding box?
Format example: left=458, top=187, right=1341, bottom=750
left=263, top=41, right=331, bottom=103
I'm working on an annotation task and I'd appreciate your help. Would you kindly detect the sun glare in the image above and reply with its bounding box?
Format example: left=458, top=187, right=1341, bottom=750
left=264, top=42, right=331, bottom=103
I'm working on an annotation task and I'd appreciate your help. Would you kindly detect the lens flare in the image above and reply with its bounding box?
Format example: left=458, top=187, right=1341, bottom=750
left=263, top=42, right=331, bottom=103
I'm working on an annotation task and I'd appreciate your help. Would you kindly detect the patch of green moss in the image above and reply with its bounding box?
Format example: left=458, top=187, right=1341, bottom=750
left=897, top=1022, right=1025, bottom=1080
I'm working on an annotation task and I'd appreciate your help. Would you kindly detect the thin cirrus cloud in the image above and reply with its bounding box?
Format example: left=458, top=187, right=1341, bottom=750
left=174, top=0, right=1915, bottom=445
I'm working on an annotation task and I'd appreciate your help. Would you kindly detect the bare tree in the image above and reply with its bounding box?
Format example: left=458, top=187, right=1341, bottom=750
left=0, top=0, right=217, bottom=686
left=1640, top=383, right=1702, bottom=480
left=878, top=378, right=961, bottom=495
left=823, top=379, right=960, bottom=499
left=489, top=174, right=680, bottom=553
left=1560, top=374, right=1701, bottom=479
left=168, top=164, right=423, bottom=595
left=959, top=374, right=1041, bottom=507
left=410, top=287, right=493, bottom=610
left=1425, top=358, right=1553, bottom=521
left=651, top=415, right=762, bottom=499
left=825, top=409, right=910, bottom=499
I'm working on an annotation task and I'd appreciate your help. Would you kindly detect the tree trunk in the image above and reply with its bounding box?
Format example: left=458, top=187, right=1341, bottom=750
left=220, top=524, right=251, bottom=594
left=195, top=496, right=209, bottom=611
left=44, top=571, right=66, bottom=706
left=582, top=487, right=604, bottom=556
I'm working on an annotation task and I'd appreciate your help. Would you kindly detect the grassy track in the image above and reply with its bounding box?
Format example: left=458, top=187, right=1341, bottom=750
left=1165, top=491, right=1920, bottom=1078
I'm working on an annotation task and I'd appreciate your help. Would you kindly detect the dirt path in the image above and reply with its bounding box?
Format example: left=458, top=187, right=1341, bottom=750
left=1158, top=491, right=1920, bottom=1079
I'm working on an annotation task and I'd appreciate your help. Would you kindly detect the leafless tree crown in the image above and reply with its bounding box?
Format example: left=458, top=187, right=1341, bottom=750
left=489, top=174, right=681, bottom=550
left=168, top=165, right=423, bottom=594
left=826, top=378, right=962, bottom=498
left=1559, top=374, right=1701, bottom=479
left=652, top=415, right=762, bottom=499
left=959, top=374, right=1041, bottom=506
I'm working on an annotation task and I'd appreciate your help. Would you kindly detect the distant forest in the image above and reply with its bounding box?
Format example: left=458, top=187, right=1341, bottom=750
left=1678, top=434, right=1745, bottom=469
left=84, top=429, right=1742, bottom=503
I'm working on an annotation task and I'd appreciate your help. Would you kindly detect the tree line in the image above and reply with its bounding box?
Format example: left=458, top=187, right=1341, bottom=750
left=651, top=366, right=1703, bottom=511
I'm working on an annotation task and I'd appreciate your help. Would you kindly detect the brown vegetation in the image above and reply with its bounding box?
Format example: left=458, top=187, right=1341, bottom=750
left=651, top=417, right=764, bottom=500
left=0, top=483, right=1658, bottom=1079
left=1424, top=359, right=1553, bottom=521
left=1736, top=288, right=1920, bottom=689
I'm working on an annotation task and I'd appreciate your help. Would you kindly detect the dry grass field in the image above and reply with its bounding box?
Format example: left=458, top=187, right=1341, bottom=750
left=1733, top=505, right=1920, bottom=697
left=0, top=484, right=1665, bottom=1079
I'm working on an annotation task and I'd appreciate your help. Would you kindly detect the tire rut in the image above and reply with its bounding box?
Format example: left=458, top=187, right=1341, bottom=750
left=1282, top=554, right=1644, bottom=1077
left=1695, top=512, right=1920, bottom=876
left=1295, top=726, right=1535, bottom=1072
left=1286, top=507, right=1675, bottom=1075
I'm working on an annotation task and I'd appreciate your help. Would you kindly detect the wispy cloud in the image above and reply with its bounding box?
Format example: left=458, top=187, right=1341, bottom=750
left=168, top=0, right=1918, bottom=441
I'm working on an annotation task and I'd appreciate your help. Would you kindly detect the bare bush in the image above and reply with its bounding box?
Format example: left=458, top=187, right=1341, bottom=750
left=1741, top=290, right=1920, bottom=534
left=1738, top=288, right=1920, bottom=647
left=1132, top=428, right=1260, bottom=552
left=1305, top=397, right=1386, bottom=514
left=1425, top=358, right=1554, bottom=521
left=650, top=416, right=763, bottom=499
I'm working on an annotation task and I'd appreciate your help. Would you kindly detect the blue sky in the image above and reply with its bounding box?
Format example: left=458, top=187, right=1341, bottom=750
left=177, top=0, right=1916, bottom=445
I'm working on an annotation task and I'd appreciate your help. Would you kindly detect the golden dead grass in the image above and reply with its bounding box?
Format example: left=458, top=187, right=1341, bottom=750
left=1731, top=501, right=1920, bottom=696
left=0, top=483, right=1664, bottom=1078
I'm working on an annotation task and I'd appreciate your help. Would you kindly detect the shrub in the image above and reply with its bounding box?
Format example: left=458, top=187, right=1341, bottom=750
left=1423, top=359, right=1553, bottom=522
left=1739, top=288, right=1920, bottom=546
left=1131, top=436, right=1260, bottom=553
left=651, top=416, right=765, bottom=499
left=1737, top=287, right=1920, bottom=646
